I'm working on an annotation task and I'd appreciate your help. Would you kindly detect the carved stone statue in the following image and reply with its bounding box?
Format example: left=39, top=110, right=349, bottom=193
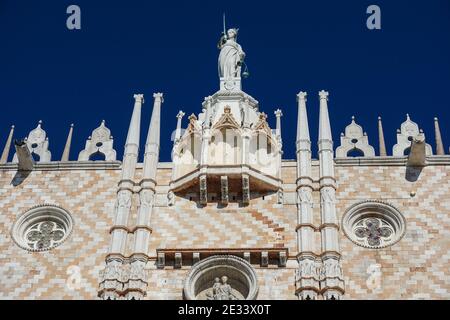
left=206, top=276, right=238, bottom=300
left=218, top=28, right=246, bottom=80
left=117, top=191, right=131, bottom=209
left=299, top=188, right=313, bottom=209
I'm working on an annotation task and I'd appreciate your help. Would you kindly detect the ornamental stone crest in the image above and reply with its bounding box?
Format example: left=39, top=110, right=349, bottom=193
left=336, top=116, right=375, bottom=157
left=392, top=114, right=432, bottom=156
left=13, top=121, right=52, bottom=162
left=78, top=120, right=117, bottom=161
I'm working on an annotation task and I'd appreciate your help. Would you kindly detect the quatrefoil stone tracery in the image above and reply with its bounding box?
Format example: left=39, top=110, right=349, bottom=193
left=26, top=221, right=66, bottom=250
left=353, top=217, right=394, bottom=247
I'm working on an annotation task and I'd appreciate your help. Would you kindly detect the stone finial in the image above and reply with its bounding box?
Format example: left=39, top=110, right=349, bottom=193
left=297, top=91, right=307, bottom=101
left=378, top=116, right=387, bottom=156
left=319, top=90, right=329, bottom=100
left=434, top=117, right=445, bottom=155
left=0, top=125, right=15, bottom=164
left=176, top=111, right=185, bottom=119
left=134, top=94, right=144, bottom=103
left=61, top=123, right=74, bottom=161
left=153, top=92, right=164, bottom=102
left=274, top=109, right=283, bottom=118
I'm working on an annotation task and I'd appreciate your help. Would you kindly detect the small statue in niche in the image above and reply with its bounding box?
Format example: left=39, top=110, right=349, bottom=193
left=167, top=191, right=175, bottom=206
left=206, top=276, right=238, bottom=300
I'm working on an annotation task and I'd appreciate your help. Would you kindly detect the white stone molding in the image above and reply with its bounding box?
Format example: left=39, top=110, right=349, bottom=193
left=78, top=120, right=116, bottom=161
left=183, top=255, right=259, bottom=300
left=392, top=114, right=432, bottom=156
left=336, top=116, right=375, bottom=158
left=13, top=121, right=51, bottom=162
left=11, top=204, right=74, bottom=252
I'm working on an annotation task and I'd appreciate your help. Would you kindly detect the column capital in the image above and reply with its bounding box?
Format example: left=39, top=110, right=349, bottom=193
left=176, top=111, right=185, bottom=119
left=297, top=91, right=307, bottom=101
left=133, top=94, right=144, bottom=103
left=274, top=109, right=283, bottom=118
left=153, top=92, right=164, bottom=102
left=319, top=90, right=329, bottom=100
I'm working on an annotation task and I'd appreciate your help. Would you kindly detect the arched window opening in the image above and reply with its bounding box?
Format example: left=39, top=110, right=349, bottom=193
left=89, top=151, right=106, bottom=161
left=347, top=148, right=364, bottom=157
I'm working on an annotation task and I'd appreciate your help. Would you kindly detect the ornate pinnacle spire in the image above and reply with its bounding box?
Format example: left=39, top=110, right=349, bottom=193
left=318, top=90, right=332, bottom=143
left=175, top=111, right=185, bottom=142
left=274, top=109, right=283, bottom=140
left=125, top=95, right=144, bottom=150
left=296, top=92, right=310, bottom=143
left=0, top=125, right=15, bottom=164
left=378, top=116, right=387, bottom=156
left=434, top=117, right=445, bottom=155
left=61, top=124, right=74, bottom=161
left=121, top=94, right=144, bottom=180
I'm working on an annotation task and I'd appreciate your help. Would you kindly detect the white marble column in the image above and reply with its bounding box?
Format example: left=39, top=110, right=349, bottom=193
left=274, top=109, right=283, bottom=180
left=317, top=90, right=344, bottom=300
left=134, top=93, right=163, bottom=254
left=129, top=93, right=163, bottom=299
left=295, top=92, right=319, bottom=300
left=100, top=94, right=143, bottom=300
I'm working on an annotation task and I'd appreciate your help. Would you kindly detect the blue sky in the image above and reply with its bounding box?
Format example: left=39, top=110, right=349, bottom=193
left=1, top=0, right=449, bottom=162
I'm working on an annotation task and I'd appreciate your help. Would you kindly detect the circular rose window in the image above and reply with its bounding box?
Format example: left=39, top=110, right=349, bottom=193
left=12, top=205, right=74, bottom=252
left=342, top=201, right=406, bottom=249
